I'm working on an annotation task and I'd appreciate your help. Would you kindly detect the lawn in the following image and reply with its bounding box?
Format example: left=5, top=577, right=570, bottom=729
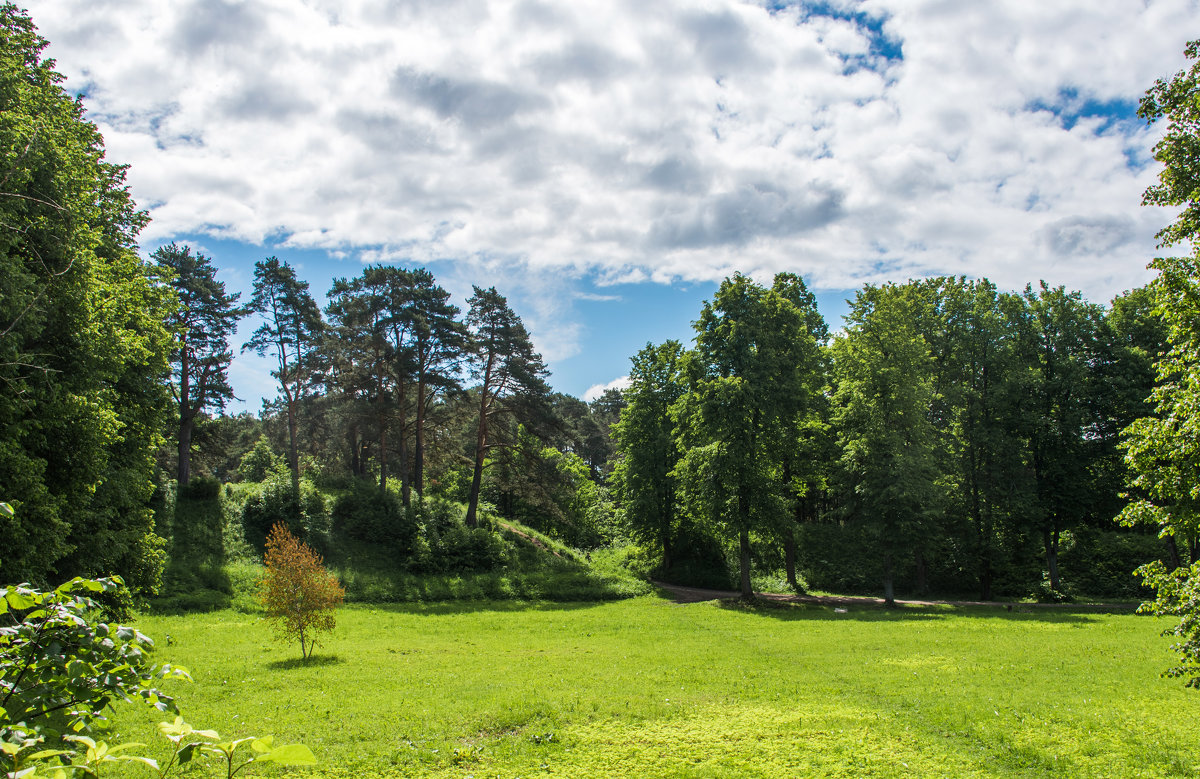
left=106, top=594, right=1197, bottom=778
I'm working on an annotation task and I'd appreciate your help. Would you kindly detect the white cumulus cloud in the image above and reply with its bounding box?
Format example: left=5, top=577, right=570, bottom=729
left=30, top=0, right=1200, bottom=314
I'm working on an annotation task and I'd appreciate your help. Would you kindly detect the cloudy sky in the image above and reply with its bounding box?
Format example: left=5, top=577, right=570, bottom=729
left=29, top=0, right=1199, bottom=408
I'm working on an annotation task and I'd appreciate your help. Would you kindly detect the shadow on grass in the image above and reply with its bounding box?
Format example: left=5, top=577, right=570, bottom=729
left=693, top=595, right=1112, bottom=624
left=266, top=654, right=346, bottom=671
left=354, top=599, right=612, bottom=617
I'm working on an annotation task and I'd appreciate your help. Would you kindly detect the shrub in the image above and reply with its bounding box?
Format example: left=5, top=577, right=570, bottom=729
left=259, top=523, right=345, bottom=658
left=0, top=577, right=189, bottom=775
left=241, top=474, right=329, bottom=551
left=181, top=475, right=222, bottom=499
left=237, top=436, right=286, bottom=483
left=418, top=498, right=513, bottom=573
left=331, top=479, right=418, bottom=552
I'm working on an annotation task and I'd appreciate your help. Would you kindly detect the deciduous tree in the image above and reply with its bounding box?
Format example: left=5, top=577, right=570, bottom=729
left=672, top=274, right=820, bottom=597
left=259, top=522, right=344, bottom=659
left=0, top=6, right=172, bottom=590
left=831, top=283, right=941, bottom=606
left=612, top=341, right=685, bottom=572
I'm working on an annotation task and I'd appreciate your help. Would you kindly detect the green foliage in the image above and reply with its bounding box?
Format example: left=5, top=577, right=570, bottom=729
left=418, top=498, right=513, bottom=573
left=832, top=283, right=942, bottom=604
left=1059, top=529, right=1160, bottom=600
left=612, top=341, right=685, bottom=571
left=240, top=473, right=329, bottom=551
left=1139, top=39, right=1200, bottom=249
left=330, top=480, right=417, bottom=552
left=0, top=577, right=189, bottom=775
left=1136, top=561, right=1200, bottom=687
left=1118, top=40, right=1200, bottom=688
left=152, top=242, right=245, bottom=486
left=464, top=285, right=551, bottom=528
left=235, top=437, right=285, bottom=484
left=243, top=257, right=325, bottom=489
left=0, top=5, right=172, bottom=591
left=672, top=274, right=822, bottom=595
left=179, top=477, right=221, bottom=501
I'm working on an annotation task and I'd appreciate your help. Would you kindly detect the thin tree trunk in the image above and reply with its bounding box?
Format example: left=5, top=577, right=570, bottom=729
left=739, top=527, right=753, bottom=598
left=348, top=423, right=361, bottom=477
left=414, top=374, right=427, bottom=498
left=398, top=381, right=411, bottom=507
left=784, top=528, right=798, bottom=589
left=378, top=404, right=388, bottom=492
left=465, top=395, right=489, bottom=528
left=913, top=548, right=928, bottom=595
left=285, top=393, right=300, bottom=492
left=882, top=550, right=896, bottom=607
left=1166, top=534, right=1182, bottom=570
left=177, top=345, right=192, bottom=485
left=1044, top=528, right=1061, bottom=592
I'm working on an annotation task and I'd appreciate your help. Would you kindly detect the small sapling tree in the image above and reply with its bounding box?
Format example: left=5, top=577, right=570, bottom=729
left=259, top=523, right=345, bottom=658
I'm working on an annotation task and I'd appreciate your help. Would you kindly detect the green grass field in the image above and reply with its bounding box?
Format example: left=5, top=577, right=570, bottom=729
left=106, top=594, right=1197, bottom=778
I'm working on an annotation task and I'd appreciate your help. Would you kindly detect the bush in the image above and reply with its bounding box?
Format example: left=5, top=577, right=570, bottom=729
left=0, top=577, right=189, bottom=775
left=1059, top=528, right=1163, bottom=599
left=331, top=479, right=418, bottom=552
left=180, top=475, right=221, bottom=499
left=237, top=436, right=286, bottom=483
left=241, top=473, right=329, bottom=551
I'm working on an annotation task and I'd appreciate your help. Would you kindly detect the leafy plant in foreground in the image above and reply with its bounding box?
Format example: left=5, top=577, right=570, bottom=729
left=259, top=523, right=345, bottom=658
left=155, top=717, right=316, bottom=778
left=0, top=577, right=188, bottom=776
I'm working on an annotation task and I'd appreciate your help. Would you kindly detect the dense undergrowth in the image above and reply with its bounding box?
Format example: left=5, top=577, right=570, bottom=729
left=147, top=467, right=1161, bottom=618
left=149, top=478, right=653, bottom=614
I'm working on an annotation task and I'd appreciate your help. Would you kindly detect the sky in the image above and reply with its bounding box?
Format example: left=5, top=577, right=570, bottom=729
left=27, top=0, right=1200, bottom=411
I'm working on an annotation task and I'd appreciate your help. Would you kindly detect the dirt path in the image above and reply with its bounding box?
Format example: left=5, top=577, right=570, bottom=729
left=652, top=581, right=1138, bottom=611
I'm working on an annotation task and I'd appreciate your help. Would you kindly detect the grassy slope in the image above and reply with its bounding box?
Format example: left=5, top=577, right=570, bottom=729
left=108, top=595, right=1196, bottom=778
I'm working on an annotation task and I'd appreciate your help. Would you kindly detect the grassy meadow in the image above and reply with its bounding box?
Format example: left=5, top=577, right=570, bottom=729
left=101, top=593, right=1199, bottom=778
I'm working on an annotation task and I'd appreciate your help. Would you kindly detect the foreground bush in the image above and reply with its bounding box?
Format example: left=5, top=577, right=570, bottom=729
left=0, top=577, right=187, bottom=774
left=0, top=576, right=316, bottom=777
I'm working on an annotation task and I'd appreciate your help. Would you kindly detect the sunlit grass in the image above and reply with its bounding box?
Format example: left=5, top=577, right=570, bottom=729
left=107, top=595, right=1198, bottom=778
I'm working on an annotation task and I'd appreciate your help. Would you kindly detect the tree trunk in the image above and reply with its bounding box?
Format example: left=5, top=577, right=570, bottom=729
left=784, top=528, right=798, bottom=589
left=285, top=394, right=300, bottom=492
left=348, top=423, right=361, bottom=477
left=913, top=548, right=928, bottom=595
left=1166, top=534, right=1182, bottom=570
left=177, top=413, right=194, bottom=486
left=980, top=559, right=993, bottom=602
left=882, top=550, right=896, bottom=607
left=378, top=406, right=388, bottom=492
left=465, top=395, right=489, bottom=528
left=1043, top=528, right=1061, bottom=592
left=414, top=374, right=427, bottom=498
left=177, top=345, right=193, bottom=485
left=739, top=527, right=753, bottom=598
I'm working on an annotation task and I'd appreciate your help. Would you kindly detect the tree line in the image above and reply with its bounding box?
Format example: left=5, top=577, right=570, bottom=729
left=0, top=2, right=1190, bottom=622
left=615, top=274, right=1163, bottom=602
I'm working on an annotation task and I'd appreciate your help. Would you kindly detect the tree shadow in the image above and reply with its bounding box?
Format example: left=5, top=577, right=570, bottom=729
left=708, top=596, right=1110, bottom=624
left=266, top=654, right=345, bottom=671
left=356, top=599, right=613, bottom=617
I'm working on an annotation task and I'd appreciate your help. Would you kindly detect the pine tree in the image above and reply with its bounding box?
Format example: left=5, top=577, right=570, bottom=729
left=152, top=243, right=244, bottom=485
